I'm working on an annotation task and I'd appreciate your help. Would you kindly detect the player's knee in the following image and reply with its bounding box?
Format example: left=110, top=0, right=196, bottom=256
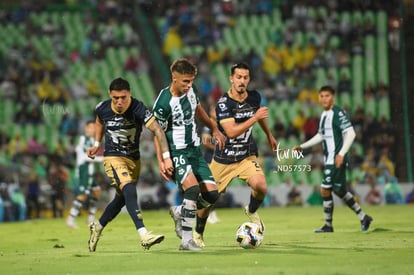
left=197, top=190, right=219, bottom=209
left=248, top=175, right=267, bottom=195
left=203, top=190, right=219, bottom=205
left=254, top=182, right=267, bottom=196
left=334, top=189, right=346, bottom=198
left=321, top=188, right=332, bottom=198
left=183, top=185, right=200, bottom=201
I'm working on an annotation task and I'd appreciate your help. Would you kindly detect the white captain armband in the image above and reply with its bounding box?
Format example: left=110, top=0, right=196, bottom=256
left=94, top=141, right=101, bottom=147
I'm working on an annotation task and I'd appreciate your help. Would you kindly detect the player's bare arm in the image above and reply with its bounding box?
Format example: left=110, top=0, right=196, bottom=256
left=220, top=106, right=268, bottom=139
left=148, top=120, right=174, bottom=179
left=195, top=104, right=225, bottom=149
left=87, top=117, right=104, bottom=159
left=153, top=137, right=174, bottom=181
left=258, top=118, right=277, bottom=151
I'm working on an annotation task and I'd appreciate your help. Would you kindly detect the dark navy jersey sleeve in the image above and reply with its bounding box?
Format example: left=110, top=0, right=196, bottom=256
left=214, top=90, right=261, bottom=164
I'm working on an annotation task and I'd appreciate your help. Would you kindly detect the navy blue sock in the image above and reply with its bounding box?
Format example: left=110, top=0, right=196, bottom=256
left=122, top=183, right=145, bottom=230
left=248, top=194, right=263, bottom=213
left=99, top=194, right=125, bottom=227
left=196, top=216, right=208, bottom=234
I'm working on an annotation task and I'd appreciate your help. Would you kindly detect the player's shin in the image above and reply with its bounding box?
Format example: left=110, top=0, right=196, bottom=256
left=88, top=197, right=98, bottom=224
left=181, top=185, right=200, bottom=243
left=322, top=196, right=334, bottom=226
left=341, top=191, right=365, bottom=219
left=196, top=190, right=219, bottom=234
left=99, top=193, right=125, bottom=227
left=122, top=183, right=145, bottom=230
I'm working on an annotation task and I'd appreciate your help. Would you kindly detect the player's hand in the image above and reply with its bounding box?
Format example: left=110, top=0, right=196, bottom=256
left=212, top=129, right=226, bottom=150
left=254, top=107, right=269, bottom=121
left=268, top=135, right=278, bottom=151
left=335, top=155, right=344, bottom=168
left=87, top=147, right=99, bottom=159
left=159, top=158, right=174, bottom=181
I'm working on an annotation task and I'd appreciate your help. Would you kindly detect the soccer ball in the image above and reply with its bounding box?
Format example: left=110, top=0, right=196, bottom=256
left=236, top=222, right=263, bottom=249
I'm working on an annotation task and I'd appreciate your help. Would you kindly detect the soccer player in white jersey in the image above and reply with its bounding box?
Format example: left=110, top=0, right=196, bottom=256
left=293, top=85, right=373, bottom=232
left=153, top=58, right=225, bottom=250
left=66, top=120, right=103, bottom=229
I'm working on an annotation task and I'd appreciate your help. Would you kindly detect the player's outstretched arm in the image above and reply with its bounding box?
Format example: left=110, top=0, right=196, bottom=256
left=293, top=133, right=324, bottom=151
left=195, top=104, right=225, bottom=149
left=258, top=117, right=277, bottom=151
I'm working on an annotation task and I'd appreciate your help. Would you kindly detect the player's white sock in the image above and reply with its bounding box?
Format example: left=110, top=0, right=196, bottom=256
left=138, top=227, right=148, bottom=238
left=181, top=199, right=197, bottom=243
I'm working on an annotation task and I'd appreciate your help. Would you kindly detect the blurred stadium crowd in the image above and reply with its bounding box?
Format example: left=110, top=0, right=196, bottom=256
left=0, top=0, right=411, bottom=222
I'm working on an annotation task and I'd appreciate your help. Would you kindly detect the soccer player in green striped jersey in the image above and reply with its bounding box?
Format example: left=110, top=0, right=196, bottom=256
left=293, top=85, right=373, bottom=232
left=66, top=120, right=103, bottom=229
left=153, top=59, right=225, bottom=250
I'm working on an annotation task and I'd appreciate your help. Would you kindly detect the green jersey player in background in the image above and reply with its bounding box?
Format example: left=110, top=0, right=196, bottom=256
left=293, top=85, right=373, bottom=233
left=153, top=58, right=225, bottom=250
left=66, top=120, right=103, bottom=229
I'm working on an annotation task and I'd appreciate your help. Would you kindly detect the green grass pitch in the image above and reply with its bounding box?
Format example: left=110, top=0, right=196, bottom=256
left=0, top=205, right=413, bottom=275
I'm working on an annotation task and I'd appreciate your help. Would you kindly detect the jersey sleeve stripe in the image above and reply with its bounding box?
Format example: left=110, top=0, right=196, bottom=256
left=144, top=116, right=156, bottom=128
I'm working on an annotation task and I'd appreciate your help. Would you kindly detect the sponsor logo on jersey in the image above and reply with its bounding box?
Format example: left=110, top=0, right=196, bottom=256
left=235, top=111, right=254, bottom=119
left=224, top=149, right=247, bottom=156
left=189, top=93, right=196, bottom=105
left=158, top=120, right=168, bottom=131
left=178, top=167, right=185, bottom=175
left=173, top=118, right=193, bottom=127
left=218, top=112, right=229, bottom=118
left=218, top=103, right=227, bottom=111
left=218, top=97, right=227, bottom=103
left=107, top=121, right=125, bottom=126
left=145, top=110, right=152, bottom=119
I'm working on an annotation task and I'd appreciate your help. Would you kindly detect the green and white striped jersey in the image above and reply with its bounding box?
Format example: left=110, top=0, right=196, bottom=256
left=75, top=135, right=95, bottom=180
left=76, top=135, right=95, bottom=167
left=318, top=105, right=353, bottom=165
left=153, top=86, right=201, bottom=150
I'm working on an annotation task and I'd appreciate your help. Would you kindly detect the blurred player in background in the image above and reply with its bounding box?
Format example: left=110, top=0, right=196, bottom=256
left=66, top=120, right=103, bottom=229
left=153, top=58, right=225, bottom=250
left=293, top=85, right=373, bottom=232
left=87, top=77, right=173, bottom=251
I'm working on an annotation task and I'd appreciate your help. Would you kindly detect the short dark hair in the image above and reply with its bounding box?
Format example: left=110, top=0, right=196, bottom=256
left=170, top=58, right=197, bottom=75
left=109, top=77, right=130, bottom=91
left=319, top=85, right=335, bottom=95
left=230, top=62, right=250, bottom=75
left=85, top=119, right=95, bottom=125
